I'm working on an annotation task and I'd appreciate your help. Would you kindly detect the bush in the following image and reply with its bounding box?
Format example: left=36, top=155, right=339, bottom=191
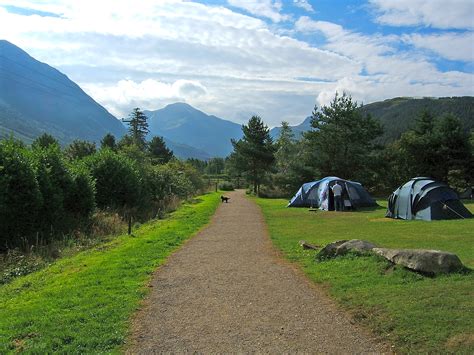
left=0, top=139, right=41, bottom=250
left=219, top=181, right=234, bottom=191
left=30, top=144, right=76, bottom=237
left=83, top=149, right=141, bottom=214
left=67, top=163, right=96, bottom=222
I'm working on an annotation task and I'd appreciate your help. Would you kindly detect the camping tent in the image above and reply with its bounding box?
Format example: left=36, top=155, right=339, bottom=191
left=459, top=186, right=473, bottom=200
left=386, top=177, right=473, bottom=221
left=288, top=177, right=377, bottom=210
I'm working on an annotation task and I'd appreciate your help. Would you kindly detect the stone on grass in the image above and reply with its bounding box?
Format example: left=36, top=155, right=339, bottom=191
left=335, top=239, right=377, bottom=256
left=316, top=239, right=376, bottom=260
left=316, top=240, right=348, bottom=259
left=373, top=248, right=465, bottom=275
left=299, top=240, right=320, bottom=250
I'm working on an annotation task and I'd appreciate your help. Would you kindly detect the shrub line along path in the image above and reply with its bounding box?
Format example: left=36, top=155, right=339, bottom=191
left=128, top=190, right=387, bottom=353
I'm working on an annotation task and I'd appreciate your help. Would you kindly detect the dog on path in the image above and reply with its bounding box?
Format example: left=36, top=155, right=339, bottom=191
left=221, top=195, right=230, bottom=203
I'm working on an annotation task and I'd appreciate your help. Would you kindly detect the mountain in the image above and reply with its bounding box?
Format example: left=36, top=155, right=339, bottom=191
left=162, top=137, right=211, bottom=160
left=359, top=97, right=474, bottom=143
left=271, top=97, right=473, bottom=143
left=145, top=103, right=242, bottom=157
left=270, top=116, right=312, bottom=139
left=0, top=40, right=126, bottom=144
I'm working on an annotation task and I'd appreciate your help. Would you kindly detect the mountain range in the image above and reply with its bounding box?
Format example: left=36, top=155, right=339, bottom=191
left=145, top=103, right=242, bottom=157
left=0, top=40, right=125, bottom=144
left=1, top=40, right=472, bottom=160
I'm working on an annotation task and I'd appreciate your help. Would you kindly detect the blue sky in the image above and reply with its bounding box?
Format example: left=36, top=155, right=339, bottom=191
left=0, top=0, right=473, bottom=126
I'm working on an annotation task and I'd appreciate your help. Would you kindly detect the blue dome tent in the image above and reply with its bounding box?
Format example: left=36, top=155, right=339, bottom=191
left=386, top=177, right=473, bottom=221
left=288, top=177, right=377, bottom=210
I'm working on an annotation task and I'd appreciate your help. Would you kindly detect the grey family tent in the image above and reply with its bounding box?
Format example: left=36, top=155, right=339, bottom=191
left=459, top=186, right=473, bottom=200
left=288, top=177, right=377, bottom=210
left=386, top=177, right=473, bottom=221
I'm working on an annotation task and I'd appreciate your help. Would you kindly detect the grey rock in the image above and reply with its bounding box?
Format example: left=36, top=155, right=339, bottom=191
left=299, top=240, right=320, bottom=250
left=373, top=248, right=465, bottom=274
left=316, top=239, right=377, bottom=260
left=335, top=240, right=377, bottom=256
left=316, top=240, right=348, bottom=259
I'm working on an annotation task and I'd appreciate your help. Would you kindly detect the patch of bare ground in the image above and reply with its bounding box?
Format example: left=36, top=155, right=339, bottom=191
left=127, top=190, right=389, bottom=353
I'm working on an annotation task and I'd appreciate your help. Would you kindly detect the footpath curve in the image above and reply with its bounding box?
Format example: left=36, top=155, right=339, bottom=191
left=128, top=190, right=386, bottom=353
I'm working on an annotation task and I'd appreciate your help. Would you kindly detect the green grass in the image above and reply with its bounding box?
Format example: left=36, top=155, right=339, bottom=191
left=0, top=192, right=220, bottom=353
left=254, top=198, right=474, bottom=353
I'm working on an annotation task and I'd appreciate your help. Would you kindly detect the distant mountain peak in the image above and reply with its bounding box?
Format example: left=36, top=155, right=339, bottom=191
left=145, top=102, right=242, bottom=157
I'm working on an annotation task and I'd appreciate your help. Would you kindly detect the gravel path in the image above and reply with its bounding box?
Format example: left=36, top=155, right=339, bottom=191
left=128, top=190, right=387, bottom=353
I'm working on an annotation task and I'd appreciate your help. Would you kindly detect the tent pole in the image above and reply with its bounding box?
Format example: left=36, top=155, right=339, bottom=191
left=439, top=201, right=466, bottom=219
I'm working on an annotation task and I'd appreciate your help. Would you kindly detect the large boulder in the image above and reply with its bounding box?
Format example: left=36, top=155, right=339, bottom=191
left=316, top=240, right=348, bottom=259
left=373, top=248, right=465, bottom=275
left=336, top=239, right=377, bottom=255
left=316, top=239, right=376, bottom=260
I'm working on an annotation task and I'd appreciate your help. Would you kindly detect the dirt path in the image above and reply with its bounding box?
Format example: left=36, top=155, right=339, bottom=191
left=128, top=190, right=386, bottom=353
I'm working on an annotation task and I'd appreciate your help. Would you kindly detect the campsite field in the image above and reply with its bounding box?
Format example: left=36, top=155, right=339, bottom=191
left=0, top=192, right=220, bottom=353
left=255, top=198, right=474, bottom=353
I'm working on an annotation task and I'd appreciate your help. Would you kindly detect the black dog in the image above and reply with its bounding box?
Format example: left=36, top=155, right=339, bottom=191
left=221, top=195, right=230, bottom=203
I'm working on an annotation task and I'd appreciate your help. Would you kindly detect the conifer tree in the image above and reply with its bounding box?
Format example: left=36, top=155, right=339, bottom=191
left=100, top=133, right=117, bottom=151
left=230, top=116, right=275, bottom=195
left=305, top=92, right=382, bottom=180
left=148, top=136, right=173, bottom=164
left=123, top=108, right=149, bottom=150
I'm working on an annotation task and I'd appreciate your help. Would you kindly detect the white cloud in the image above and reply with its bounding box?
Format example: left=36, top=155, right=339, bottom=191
left=227, top=0, right=288, bottom=22
left=295, top=17, right=344, bottom=37
left=82, top=79, right=208, bottom=116
left=403, top=32, right=474, bottom=62
left=293, top=16, right=474, bottom=108
left=0, top=0, right=473, bottom=128
left=370, top=0, right=474, bottom=29
left=293, top=0, right=314, bottom=13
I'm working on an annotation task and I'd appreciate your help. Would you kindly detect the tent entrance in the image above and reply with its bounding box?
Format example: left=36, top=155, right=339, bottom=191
left=328, top=187, right=335, bottom=211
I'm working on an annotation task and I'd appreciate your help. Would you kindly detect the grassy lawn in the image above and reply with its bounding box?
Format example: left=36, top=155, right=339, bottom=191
left=0, top=192, right=220, bottom=353
left=255, top=197, right=474, bottom=353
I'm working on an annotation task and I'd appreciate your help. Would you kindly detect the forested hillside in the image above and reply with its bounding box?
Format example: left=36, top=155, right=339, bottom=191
left=359, top=97, right=474, bottom=142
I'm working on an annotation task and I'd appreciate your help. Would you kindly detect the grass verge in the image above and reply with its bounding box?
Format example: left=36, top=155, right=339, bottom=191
left=254, top=198, right=474, bottom=353
left=0, top=192, right=220, bottom=353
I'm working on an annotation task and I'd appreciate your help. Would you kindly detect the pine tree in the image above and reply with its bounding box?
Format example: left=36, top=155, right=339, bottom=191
left=230, top=116, right=275, bottom=195
left=148, top=136, right=173, bottom=164
left=100, top=133, right=117, bottom=151
left=123, top=108, right=149, bottom=150
left=305, top=92, right=382, bottom=181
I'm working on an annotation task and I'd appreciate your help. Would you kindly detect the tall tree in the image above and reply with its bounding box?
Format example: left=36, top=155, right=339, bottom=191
left=100, top=133, right=117, bottom=151
left=32, top=133, right=59, bottom=149
left=64, top=140, right=96, bottom=160
left=305, top=92, right=382, bottom=181
left=230, top=116, right=275, bottom=194
left=206, top=157, right=225, bottom=175
left=123, top=108, right=149, bottom=150
left=275, top=122, right=296, bottom=175
left=148, top=136, right=173, bottom=164
left=396, top=112, right=472, bottom=183
left=273, top=122, right=300, bottom=195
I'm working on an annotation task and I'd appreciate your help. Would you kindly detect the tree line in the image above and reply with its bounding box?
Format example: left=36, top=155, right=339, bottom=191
left=227, top=92, right=473, bottom=197
left=0, top=108, right=203, bottom=251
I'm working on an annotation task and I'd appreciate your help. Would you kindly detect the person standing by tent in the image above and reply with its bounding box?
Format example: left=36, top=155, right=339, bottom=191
left=331, top=182, right=343, bottom=211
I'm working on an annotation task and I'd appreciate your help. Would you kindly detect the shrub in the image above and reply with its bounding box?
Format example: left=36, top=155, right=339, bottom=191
left=30, top=144, right=76, bottom=238
left=67, top=163, right=96, bottom=222
left=0, top=139, right=41, bottom=250
left=219, top=181, right=234, bottom=191
left=83, top=149, right=141, bottom=214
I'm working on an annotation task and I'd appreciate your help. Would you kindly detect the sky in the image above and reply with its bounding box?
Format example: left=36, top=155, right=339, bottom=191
left=0, top=0, right=473, bottom=127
